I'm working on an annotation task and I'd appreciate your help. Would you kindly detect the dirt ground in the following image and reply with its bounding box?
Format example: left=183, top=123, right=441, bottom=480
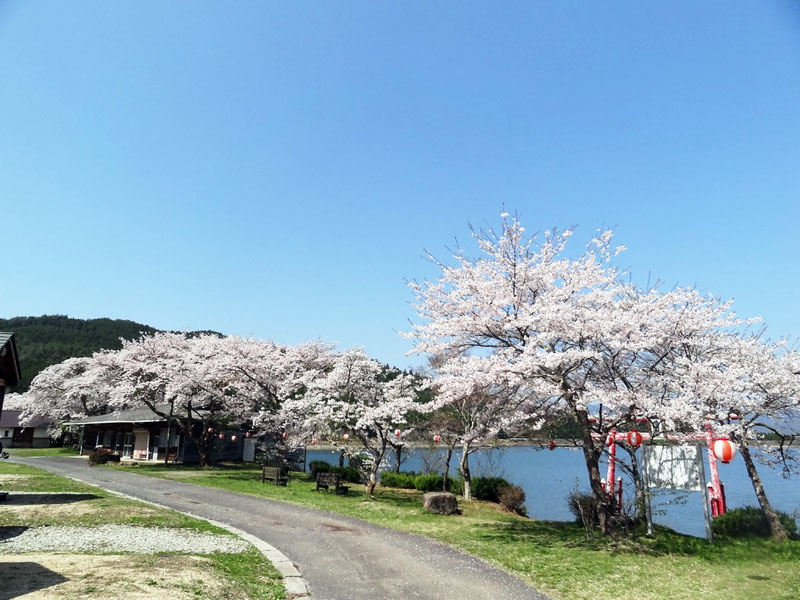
left=0, top=494, right=160, bottom=522
left=0, top=553, right=224, bottom=600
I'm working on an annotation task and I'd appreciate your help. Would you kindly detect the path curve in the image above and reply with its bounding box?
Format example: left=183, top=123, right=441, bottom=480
left=11, top=457, right=550, bottom=600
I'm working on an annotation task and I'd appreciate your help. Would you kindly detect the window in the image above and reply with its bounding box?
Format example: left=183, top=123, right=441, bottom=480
left=122, top=433, right=135, bottom=458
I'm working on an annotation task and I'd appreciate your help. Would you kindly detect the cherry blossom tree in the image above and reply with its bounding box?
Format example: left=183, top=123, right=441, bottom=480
left=406, top=213, right=753, bottom=532
left=282, top=348, right=430, bottom=495
left=15, top=355, right=120, bottom=434
left=425, top=352, right=550, bottom=500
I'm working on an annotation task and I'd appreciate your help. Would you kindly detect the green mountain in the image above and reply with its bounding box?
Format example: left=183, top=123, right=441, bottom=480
left=0, top=315, right=161, bottom=392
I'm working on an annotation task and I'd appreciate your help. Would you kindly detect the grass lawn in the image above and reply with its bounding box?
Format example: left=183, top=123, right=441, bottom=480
left=6, top=446, right=81, bottom=458
left=0, top=461, right=284, bottom=599
left=108, top=462, right=800, bottom=600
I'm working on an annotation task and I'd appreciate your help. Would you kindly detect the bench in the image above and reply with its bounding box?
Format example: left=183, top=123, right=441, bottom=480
left=261, top=465, right=288, bottom=486
left=315, top=472, right=350, bottom=495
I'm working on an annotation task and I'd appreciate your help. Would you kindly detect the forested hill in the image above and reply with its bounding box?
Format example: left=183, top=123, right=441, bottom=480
left=0, top=315, right=160, bottom=392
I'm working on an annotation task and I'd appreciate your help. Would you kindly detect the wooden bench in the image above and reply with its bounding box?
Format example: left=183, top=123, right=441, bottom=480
left=315, top=472, right=350, bottom=495
left=261, top=465, right=288, bottom=486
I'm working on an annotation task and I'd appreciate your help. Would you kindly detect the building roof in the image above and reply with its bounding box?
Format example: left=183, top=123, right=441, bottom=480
left=64, top=404, right=209, bottom=426
left=0, top=409, right=51, bottom=429
left=0, top=332, right=21, bottom=387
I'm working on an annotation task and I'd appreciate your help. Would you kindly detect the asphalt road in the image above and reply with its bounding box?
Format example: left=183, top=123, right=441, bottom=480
left=10, top=456, right=550, bottom=600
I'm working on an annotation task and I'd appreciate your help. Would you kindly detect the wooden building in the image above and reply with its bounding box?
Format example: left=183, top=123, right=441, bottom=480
left=65, top=405, right=255, bottom=464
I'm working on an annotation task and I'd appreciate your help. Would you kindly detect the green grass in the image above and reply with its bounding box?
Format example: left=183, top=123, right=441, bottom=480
left=108, top=462, right=800, bottom=600
left=6, top=446, right=80, bottom=457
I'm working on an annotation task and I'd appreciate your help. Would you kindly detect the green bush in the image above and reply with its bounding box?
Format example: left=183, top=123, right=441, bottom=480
left=332, top=466, right=362, bottom=483
left=309, top=460, right=332, bottom=476
left=379, top=471, right=464, bottom=494
left=470, top=477, right=511, bottom=502
left=414, top=473, right=446, bottom=492
left=446, top=477, right=464, bottom=495
left=712, top=506, right=798, bottom=538
left=380, top=471, right=418, bottom=489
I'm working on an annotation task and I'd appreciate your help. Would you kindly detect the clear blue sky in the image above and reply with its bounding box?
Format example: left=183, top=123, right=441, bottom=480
left=2, top=1, right=799, bottom=368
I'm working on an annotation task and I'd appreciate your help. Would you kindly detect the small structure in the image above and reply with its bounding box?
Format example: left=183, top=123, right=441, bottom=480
left=0, top=410, right=52, bottom=448
left=0, top=332, right=22, bottom=415
left=65, top=405, right=255, bottom=464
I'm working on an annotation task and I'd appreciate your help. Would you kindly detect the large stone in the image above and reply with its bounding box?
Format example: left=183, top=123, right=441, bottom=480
left=422, top=492, right=460, bottom=515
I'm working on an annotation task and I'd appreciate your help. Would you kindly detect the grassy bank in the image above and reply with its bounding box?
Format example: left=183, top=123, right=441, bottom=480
left=108, top=462, right=800, bottom=600
left=0, top=461, right=284, bottom=599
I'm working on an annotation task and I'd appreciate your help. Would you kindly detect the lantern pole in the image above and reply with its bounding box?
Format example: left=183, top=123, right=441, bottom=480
left=704, top=423, right=724, bottom=516
left=605, top=430, right=617, bottom=497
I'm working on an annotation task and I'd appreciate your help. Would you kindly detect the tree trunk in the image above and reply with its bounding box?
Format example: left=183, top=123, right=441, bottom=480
left=460, top=441, right=472, bottom=501
left=572, top=403, right=611, bottom=535
left=164, top=399, right=174, bottom=465
left=442, top=446, right=453, bottom=492
left=338, top=450, right=345, bottom=469
left=394, top=444, right=403, bottom=473
left=366, top=469, right=378, bottom=495
left=739, top=438, right=788, bottom=541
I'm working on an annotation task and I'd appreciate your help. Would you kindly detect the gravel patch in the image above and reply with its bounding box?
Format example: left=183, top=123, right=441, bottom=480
left=0, top=524, right=251, bottom=554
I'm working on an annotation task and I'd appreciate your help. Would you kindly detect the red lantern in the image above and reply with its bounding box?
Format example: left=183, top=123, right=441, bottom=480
left=548, top=439, right=556, bottom=451
left=343, top=433, right=350, bottom=441
left=218, top=433, right=224, bottom=440
left=282, top=431, right=289, bottom=440
left=713, top=438, right=737, bottom=463
left=208, top=427, right=214, bottom=434
left=231, top=435, right=238, bottom=442
left=311, top=438, right=318, bottom=445
left=433, top=433, right=441, bottom=443
left=245, top=431, right=252, bottom=439
left=395, top=428, right=401, bottom=437
left=626, top=431, right=643, bottom=448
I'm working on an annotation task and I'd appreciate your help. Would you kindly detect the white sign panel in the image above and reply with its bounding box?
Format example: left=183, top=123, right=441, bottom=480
left=643, top=445, right=703, bottom=491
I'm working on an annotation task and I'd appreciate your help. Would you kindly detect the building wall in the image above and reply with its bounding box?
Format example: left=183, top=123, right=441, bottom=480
left=0, top=427, right=50, bottom=448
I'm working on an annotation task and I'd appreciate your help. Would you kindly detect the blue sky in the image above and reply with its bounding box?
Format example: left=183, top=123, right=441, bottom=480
left=1, top=2, right=799, bottom=368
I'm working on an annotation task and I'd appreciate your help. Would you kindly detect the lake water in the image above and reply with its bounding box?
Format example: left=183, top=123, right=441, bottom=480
left=306, top=445, right=800, bottom=538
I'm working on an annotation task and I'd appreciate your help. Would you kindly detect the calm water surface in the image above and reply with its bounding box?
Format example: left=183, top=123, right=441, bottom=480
left=306, top=445, right=799, bottom=538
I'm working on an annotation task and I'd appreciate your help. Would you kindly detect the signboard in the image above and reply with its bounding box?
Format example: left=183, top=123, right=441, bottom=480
left=642, top=444, right=703, bottom=491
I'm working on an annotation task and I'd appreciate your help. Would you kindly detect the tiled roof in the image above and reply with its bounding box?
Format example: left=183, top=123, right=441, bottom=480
left=0, top=409, right=52, bottom=429
left=65, top=404, right=209, bottom=426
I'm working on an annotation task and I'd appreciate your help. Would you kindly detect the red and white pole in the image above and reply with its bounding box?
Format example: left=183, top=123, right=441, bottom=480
left=606, top=430, right=616, bottom=496
left=704, top=423, right=724, bottom=516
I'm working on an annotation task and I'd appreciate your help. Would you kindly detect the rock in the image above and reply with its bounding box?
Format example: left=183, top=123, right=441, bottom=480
left=422, top=492, right=460, bottom=515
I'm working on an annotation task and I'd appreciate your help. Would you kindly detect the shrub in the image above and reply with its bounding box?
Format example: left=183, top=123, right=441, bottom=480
left=446, top=477, right=464, bottom=495
left=567, top=491, right=597, bottom=529
left=88, top=450, right=120, bottom=466
left=414, top=473, right=446, bottom=492
left=498, top=484, right=527, bottom=516
left=471, top=477, right=511, bottom=502
left=332, top=466, right=362, bottom=484
left=712, top=506, right=798, bottom=538
left=380, top=471, right=418, bottom=489
left=309, top=460, right=332, bottom=476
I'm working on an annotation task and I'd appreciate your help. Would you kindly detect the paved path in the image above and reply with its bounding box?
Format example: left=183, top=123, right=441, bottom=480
left=11, top=457, right=550, bottom=600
